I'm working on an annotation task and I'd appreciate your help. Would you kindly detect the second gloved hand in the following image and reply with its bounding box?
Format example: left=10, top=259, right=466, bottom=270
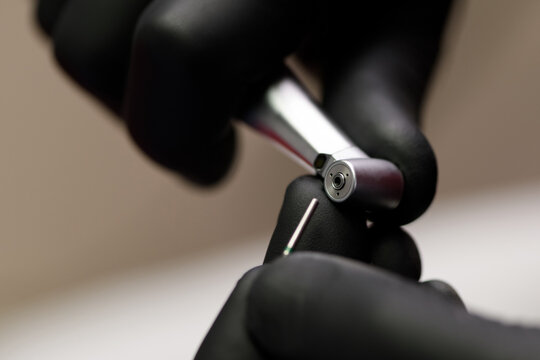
left=196, top=252, right=540, bottom=360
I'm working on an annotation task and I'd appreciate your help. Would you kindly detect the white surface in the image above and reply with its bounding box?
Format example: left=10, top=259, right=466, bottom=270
left=411, top=182, right=540, bottom=324
left=0, top=239, right=267, bottom=360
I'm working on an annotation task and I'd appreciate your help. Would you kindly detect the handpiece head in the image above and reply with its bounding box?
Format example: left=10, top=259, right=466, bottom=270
left=323, top=158, right=404, bottom=211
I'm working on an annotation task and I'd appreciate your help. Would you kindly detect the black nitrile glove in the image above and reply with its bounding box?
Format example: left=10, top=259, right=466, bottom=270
left=196, top=253, right=540, bottom=360
left=196, top=175, right=540, bottom=359
left=36, top=0, right=452, bottom=224
left=196, top=174, right=467, bottom=359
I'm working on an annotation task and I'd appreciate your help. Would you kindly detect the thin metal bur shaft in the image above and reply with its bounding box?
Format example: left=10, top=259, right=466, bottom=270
left=283, top=198, right=319, bottom=256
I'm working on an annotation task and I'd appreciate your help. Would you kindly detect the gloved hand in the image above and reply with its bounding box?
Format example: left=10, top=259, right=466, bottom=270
left=36, top=0, right=452, bottom=224
left=196, top=174, right=540, bottom=359
left=195, top=174, right=460, bottom=358
left=196, top=252, right=540, bottom=360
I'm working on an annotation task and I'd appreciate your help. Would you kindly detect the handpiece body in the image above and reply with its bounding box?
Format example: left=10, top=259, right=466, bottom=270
left=245, top=78, right=404, bottom=212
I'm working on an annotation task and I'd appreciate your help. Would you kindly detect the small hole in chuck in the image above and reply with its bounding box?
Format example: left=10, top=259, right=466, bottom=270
left=332, top=172, right=346, bottom=190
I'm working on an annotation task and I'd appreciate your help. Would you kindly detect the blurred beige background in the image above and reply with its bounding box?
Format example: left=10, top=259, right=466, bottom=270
left=2, top=0, right=540, bottom=358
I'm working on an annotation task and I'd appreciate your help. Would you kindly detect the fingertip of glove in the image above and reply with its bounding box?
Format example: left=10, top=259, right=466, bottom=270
left=127, top=122, right=237, bottom=186
left=368, top=225, right=422, bottom=280
left=422, top=280, right=467, bottom=310
left=380, top=140, right=438, bottom=225
left=360, top=126, right=438, bottom=226
left=36, top=6, right=52, bottom=35
left=36, top=0, right=65, bottom=35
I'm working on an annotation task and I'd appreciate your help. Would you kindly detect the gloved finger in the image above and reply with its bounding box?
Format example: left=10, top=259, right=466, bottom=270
left=36, top=0, right=69, bottom=35
left=125, top=0, right=316, bottom=184
left=263, top=175, right=368, bottom=264
left=248, top=253, right=540, bottom=360
left=50, top=0, right=152, bottom=112
left=321, top=1, right=453, bottom=224
left=264, top=176, right=422, bottom=281
left=367, top=224, right=421, bottom=281
left=422, top=279, right=466, bottom=309
left=195, top=267, right=265, bottom=360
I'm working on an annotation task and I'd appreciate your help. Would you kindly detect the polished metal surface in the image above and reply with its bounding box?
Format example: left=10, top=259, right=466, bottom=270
left=283, top=198, right=319, bottom=256
left=246, top=78, right=367, bottom=166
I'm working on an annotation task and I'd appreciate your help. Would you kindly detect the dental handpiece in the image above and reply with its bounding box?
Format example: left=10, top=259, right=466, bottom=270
left=245, top=78, right=404, bottom=212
